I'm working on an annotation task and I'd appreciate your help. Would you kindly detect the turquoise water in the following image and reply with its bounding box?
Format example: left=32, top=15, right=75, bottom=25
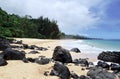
left=84, top=39, right=120, bottom=51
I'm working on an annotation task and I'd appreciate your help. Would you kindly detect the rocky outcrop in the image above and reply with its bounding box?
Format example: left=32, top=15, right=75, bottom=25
left=98, top=51, right=120, bottom=64
left=52, top=46, right=72, bottom=63
left=87, top=67, right=118, bottom=79
left=50, top=62, right=70, bottom=79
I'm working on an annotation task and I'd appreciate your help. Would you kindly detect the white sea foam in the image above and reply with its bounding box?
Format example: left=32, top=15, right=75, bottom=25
left=61, top=40, right=103, bottom=54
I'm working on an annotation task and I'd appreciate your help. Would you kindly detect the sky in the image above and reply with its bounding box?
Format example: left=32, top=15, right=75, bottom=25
left=0, top=0, right=120, bottom=39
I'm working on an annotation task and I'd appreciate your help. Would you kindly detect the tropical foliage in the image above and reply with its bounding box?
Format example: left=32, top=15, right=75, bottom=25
left=0, top=8, right=62, bottom=39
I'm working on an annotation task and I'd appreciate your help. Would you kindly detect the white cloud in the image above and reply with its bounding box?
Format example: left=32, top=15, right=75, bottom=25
left=0, top=0, right=109, bottom=34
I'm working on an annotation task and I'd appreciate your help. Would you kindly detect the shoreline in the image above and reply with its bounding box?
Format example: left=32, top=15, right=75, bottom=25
left=0, top=38, right=101, bottom=79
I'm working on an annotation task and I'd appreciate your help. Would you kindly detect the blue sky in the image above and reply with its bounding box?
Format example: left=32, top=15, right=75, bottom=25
left=0, top=0, right=120, bottom=39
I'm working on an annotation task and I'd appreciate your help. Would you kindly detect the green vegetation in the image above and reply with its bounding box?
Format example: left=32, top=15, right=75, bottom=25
left=0, top=8, right=62, bottom=39
left=0, top=7, right=90, bottom=39
left=61, top=34, right=90, bottom=39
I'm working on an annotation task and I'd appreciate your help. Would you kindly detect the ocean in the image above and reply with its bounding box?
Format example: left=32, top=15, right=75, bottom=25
left=61, top=39, right=120, bottom=54
left=61, top=39, right=120, bottom=60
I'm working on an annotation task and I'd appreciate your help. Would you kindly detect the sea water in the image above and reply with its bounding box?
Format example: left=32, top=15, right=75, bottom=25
left=61, top=39, right=120, bottom=59
left=84, top=39, right=120, bottom=51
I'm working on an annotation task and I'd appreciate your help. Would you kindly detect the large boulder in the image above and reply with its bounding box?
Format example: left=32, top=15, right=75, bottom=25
left=98, top=51, right=120, bottom=64
left=70, top=48, right=81, bottom=53
left=0, top=48, right=26, bottom=60
left=0, top=38, right=11, bottom=51
left=87, top=67, right=118, bottom=79
left=52, top=46, right=72, bottom=63
left=50, top=62, right=70, bottom=79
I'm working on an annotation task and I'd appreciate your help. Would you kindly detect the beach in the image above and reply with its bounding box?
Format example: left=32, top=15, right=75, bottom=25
left=0, top=38, right=103, bottom=79
left=0, top=38, right=119, bottom=79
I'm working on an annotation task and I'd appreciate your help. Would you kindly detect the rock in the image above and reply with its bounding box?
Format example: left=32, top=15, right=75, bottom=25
left=81, top=68, right=85, bottom=71
left=79, top=59, right=89, bottom=67
left=97, top=61, right=110, bottom=70
left=23, top=44, right=29, bottom=49
left=52, top=46, right=72, bottom=63
left=35, top=56, right=50, bottom=65
left=28, top=51, right=39, bottom=54
left=73, top=58, right=89, bottom=67
left=79, top=75, right=90, bottom=79
left=110, top=63, right=120, bottom=71
left=15, top=40, right=22, bottom=44
left=36, top=47, right=48, bottom=51
left=73, top=59, right=80, bottom=66
left=44, top=71, right=49, bottom=76
left=27, top=57, right=36, bottom=63
left=0, top=58, right=8, bottom=66
left=70, top=71, right=79, bottom=79
left=114, top=71, right=120, bottom=79
left=29, top=45, right=36, bottom=49
left=71, top=48, right=81, bottom=53
left=0, top=48, right=26, bottom=60
left=22, top=58, right=29, bottom=63
left=0, top=38, right=11, bottom=51
left=87, top=67, right=118, bottom=79
left=50, top=62, right=70, bottom=79
left=98, top=51, right=120, bottom=64
left=88, top=62, right=94, bottom=67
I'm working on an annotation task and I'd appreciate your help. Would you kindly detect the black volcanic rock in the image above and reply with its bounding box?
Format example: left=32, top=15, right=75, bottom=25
left=0, top=48, right=26, bottom=60
left=97, top=61, right=110, bottom=70
left=71, top=48, right=81, bottom=53
left=35, top=56, right=50, bottom=65
left=70, top=71, right=79, bottom=79
left=0, top=58, right=8, bottom=66
left=52, top=46, right=72, bottom=63
left=0, top=38, right=11, bottom=51
left=28, top=51, right=39, bottom=54
left=50, top=62, right=70, bottom=79
left=98, top=51, right=120, bottom=64
left=87, top=67, right=118, bottom=79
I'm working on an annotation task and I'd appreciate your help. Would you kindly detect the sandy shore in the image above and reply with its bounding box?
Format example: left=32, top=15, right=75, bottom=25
left=0, top=38, right=98, bottom=79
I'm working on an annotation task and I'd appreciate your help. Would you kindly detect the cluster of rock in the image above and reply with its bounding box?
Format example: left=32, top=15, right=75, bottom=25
left=0, top=37, right=50, bottom=66
left=48, top=46, right=120, bottom=79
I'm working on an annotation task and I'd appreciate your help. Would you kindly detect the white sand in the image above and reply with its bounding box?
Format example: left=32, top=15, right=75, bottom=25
left=0, top=38, right=97, bottom=79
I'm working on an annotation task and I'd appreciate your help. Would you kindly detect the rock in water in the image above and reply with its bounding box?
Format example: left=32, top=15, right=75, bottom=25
left=0, top=38, right=11, bottom=51
left=98, top=51, right=120, bottom=64
left=0, top=48, right=26, bottom=60
left=87, top=67, right=119, bottom=79
left=71, top=48, right=81, bottom=53
left=50, top=62, right=70, bottom=79
left=52, top=46, right=72, bottom=63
